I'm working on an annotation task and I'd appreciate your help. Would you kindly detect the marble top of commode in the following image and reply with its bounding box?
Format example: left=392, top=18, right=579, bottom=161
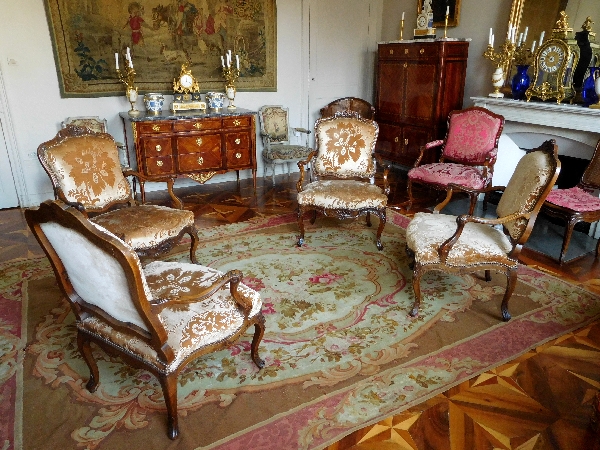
left=119, top=107, right=256, bottom=121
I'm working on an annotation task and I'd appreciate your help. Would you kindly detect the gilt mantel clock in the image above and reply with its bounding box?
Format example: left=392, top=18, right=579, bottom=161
left=525, top=39, right=575, bottom=104
left=171, top=63, right=206, bottom=111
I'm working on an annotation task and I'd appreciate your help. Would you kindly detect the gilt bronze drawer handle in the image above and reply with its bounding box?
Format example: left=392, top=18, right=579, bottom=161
left=389, top=49, right=394, bottom=55
left=235, top=152, right=242, bottom=159
left=152, top=125, right=160, bottom=131
left=233, top=119, right=241, bottom=126
left=405, top=49, right=409, bottom=54
left=404, top=63, right=407, bottom=68
left=156, top=161, right=163, bottom=167
left=405, top=139, right=409, bottom=145
left=193, top=123, right=203, bottom=129
left=196, top=138, right=203, bottom=146
left=394, top=137, right=399, bottom=143
left=420, top=48, right=425, bottom=54
left=235, top=138, right=241, bottom=145
left=198, top=156, right=204, bottom=165
left=155, top=144, right=162, bottom=152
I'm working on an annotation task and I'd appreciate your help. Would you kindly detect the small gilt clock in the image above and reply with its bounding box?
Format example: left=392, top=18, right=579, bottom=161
left=525, top=39, right=574, bottom=103
left=171, top=62, right=206, bottom=111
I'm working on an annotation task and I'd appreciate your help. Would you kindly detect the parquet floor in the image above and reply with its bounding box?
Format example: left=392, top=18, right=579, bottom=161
left=2, top=167, right=600, bottom=449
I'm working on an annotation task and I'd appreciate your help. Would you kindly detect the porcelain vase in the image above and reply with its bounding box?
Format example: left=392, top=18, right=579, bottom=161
left=582, top=67, right=599, bottom=106
left=511, top=65, right=530, bottom=100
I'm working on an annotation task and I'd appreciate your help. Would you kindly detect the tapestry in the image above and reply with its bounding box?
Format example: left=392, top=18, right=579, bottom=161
left=3, top=211, right=600, bottom=449
left=43, top=0, right=277, bottom=97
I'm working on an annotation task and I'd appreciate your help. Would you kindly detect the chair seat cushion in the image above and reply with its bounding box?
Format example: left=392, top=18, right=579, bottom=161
left=406, top=212, right=515, bottom=267
left=263, top=144, right=313, bottom=161
left=90, top=205, right=194, bottom=251
left=79, top=261, right=262, bottom=373
left=545, top=186, right=600, bottom=212
left=408, top=163, right=488, bottom=190
left=297, top=179, right=387, bottom=210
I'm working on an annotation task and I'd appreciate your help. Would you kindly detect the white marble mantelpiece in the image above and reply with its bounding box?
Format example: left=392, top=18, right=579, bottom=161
left=471, top=97, right=600, bottom=159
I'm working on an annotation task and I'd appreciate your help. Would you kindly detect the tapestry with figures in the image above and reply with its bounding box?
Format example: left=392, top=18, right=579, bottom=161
left=43, top=0, right=276, bottom=97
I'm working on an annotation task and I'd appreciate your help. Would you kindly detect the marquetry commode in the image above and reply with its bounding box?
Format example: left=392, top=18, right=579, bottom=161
left=120, top=108, right=257, bottom=207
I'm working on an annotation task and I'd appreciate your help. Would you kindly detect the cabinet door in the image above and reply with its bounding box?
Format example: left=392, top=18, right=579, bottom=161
left=225, top=132, right=251, bottom=168
left=403, top=126, right=433, bottom=165
left=177, top=135, right=222, bottom=172
left=376, top=61, right=405, bottom=123
left=376, top=122, right=403, bottom=160
left=404, top=62, right=437, bottom=124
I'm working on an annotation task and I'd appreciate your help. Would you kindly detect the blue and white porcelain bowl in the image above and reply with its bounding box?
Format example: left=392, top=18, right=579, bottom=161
left=143, top=93, right=164, bottom=113
left=206, top=91, right=226, bottom=109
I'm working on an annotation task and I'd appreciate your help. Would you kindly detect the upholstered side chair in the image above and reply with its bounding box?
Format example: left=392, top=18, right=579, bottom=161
left=25, top=200, right=265, bottom=440
left=296, top=111, right=389, bottom=250
left=542, top=139, right=600, bottom=264
left=319, top=97, right=376, bottom=120
left=258, top=105, right=313, bottom=184
left=407, top=106, right=505, bottom=214
left=37, top=125, right=199, bottom=263
left=406, top=140, right=560, bottom=321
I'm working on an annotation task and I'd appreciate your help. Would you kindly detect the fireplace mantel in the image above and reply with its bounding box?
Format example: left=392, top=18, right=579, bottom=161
left=471, top=97, right=600, bottom=159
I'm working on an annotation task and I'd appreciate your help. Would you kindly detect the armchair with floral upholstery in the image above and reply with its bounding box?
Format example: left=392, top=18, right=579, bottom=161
left=406, top=140, right=560, bottom=321
left=407, top=106, right=505, bottom=214
left=258, top=105, right=313, bottom=184
left=541, top=139, right=600, bottom=264
left=319, top=97, right=376, bottom=120
left=296, top=111, right=389, bottom=250
left=25, top=200, right=265, bottom=439
left=37, top=125, right=199, bottom=263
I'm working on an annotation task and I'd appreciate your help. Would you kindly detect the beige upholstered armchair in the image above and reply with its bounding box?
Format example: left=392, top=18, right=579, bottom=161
left=258, top=105, right=313, bottom=184
left=37, top=125, right=199, bottom=263
left=406, top=140, right=560, bottom=321
left=296, top=111, right=389, bottom=250
left=25, top=200, right=265, bottom=440
left=320, top=97, right=376, bottom=120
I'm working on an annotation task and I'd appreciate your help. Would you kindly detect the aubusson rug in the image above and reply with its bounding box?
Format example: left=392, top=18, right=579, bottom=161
left=2, top=209, right=600, bottom=450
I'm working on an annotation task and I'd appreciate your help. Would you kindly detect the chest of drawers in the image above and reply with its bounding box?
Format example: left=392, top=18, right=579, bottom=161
left=120, top=109, right=256, bottom=206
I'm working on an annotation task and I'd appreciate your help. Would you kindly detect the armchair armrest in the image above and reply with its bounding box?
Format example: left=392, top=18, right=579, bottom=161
left=433, top=183, right=506, bottom=214
left=149, top=269, right=252, bottom=315
left=296, top=150, right=317, bottom=192
left=292, top=127, right=312, bottom=135
left=413, top=140, right=445, bottom=168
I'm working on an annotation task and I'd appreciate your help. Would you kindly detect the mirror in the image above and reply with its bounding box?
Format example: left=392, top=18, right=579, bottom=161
left=507, top=0, right=600, bottom=92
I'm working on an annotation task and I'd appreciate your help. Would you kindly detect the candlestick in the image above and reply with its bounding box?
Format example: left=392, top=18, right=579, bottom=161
left=222, top=57, right=241, bottom=110
left=116, top=51, right=139, bottom=116
left=444, top=10, right=449, bottom=39
left=483, top=38, right=517, bottom=98
left=400, top=18, right=404, bottom=40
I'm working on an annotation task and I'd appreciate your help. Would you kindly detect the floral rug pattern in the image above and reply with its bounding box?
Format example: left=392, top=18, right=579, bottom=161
left=3, top=211, right=600, bottom=450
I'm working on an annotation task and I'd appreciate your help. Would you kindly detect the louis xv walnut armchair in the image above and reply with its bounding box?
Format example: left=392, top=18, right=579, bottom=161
left=319, top=97, right=376, bottom=120
left=37, top=125, right=199, bottom=263
left=296, top=111, right=389, bottom=250
left=25, top=200, right=266, bottom=439
left=407, top=106, right=505, bottom=214
left=406, top=140, right=560, bottom=321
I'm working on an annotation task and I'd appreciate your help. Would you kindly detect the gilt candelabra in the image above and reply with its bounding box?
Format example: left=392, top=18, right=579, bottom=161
left=483, top=40, right=516, bottom=98
left=116, top=66, right=140, bottom=117
left=222, top=66, right=240, bottom=110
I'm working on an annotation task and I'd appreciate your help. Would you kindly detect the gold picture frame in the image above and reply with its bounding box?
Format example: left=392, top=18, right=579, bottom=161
left=417, top=0, right=461, bottom=27
left=43, top=0, right=277, bottom=97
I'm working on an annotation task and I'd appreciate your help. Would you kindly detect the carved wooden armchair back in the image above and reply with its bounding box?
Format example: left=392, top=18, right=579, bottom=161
left=319, top=97, right=376, bottom=120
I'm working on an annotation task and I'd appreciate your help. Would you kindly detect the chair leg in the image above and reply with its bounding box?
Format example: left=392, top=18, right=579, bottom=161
left=159, top=373, right=180, bottom=440
left=468, top=194, right=477, bottom=215
left=272, top=162, right=276, bottom=185
left=596, top=234, right=600, bottom=260
left=77, top=332, right=99, bottom=393
left=409, top=267, right=423, bottom=317
left=375, top=209, right=386, bottom=251
left=484, top=270, right=491, bottom=282
left=186, top=225, right=199, bottom=264
left=310, top=210, right=317, bottom=225
left=366, top=212, right=372, bottom=227
left=406, top=179, right=414, bottom=212
left=483, top=191, right=490, bottom=211
left=405, top=245, right=415, bottom=270
left=251, top=315, right=266, bottom=369
left=297, top=207, right=305, bottom=247
left=501, top=268, right=517, bottom=322
left=559, top=217, right=579, bottom=265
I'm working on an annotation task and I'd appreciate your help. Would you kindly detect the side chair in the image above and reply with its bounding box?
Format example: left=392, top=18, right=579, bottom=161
left=406, top=140, right=560, bottom=322
left=37, top=125, right=199, bottom=263
left=25, top=200, right=266, bottom=440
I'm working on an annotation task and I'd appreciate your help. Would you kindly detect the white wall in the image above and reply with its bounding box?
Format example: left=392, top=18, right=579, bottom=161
left=381, top=0, right=513, bottom=106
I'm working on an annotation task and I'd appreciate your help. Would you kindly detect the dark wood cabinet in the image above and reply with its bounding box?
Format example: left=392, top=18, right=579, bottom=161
left=375, top=40, right=469, bottom=167
left=120, top=109, right=256, bottom=206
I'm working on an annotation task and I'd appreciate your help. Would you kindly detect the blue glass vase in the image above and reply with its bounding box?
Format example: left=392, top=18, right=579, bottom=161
left=582, top=67, right=599, bottom=106
left=511, top=65, right=530, bottom=100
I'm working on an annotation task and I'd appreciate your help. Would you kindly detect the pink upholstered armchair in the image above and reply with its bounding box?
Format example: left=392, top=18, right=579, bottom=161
left=407, top=107, right=505, bottom=214
left=406, top=140, right=560, bottom=322
left=296, top=112, right=389, bottom=250
left=542, top=139, right=600, bottom=264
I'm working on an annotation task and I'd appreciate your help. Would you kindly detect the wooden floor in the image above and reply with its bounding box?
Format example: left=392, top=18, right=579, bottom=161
left=2, top=167, right=600, bottom=449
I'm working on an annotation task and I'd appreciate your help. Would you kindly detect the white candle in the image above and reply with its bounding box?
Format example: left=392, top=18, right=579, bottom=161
left=115, top=53, right=119, bottom=70
left=523, top=26, right=528, bottom=43
left=489, top=28, right=493, bottom=45
left=518, top=32, right=523, bottom=46
left=226, top=53, right=230, bottom=68
left=236, top=54, right=239, bottom=69
left=491, top=34, right=494, bottom=48
left=221, top=55, right=225, bottom=67
left=402, top=11, right=405, bottom=21
left=446, top=6, right=449, bottom=16
left=539, top=31, right=545, bottom=46
left=531, top=40, right=536, bottom=53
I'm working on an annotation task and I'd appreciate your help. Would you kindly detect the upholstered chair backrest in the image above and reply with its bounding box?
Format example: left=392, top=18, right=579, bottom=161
left=496, top=141, right=560, bottom=242
left=442, top=107, right=504, bottom=165
left=259, top=105, right=290, bottom=144
left=581, top=140, right=600, bottom=189
left=320, top=97, right=376, bottom=120
left=312, top=112, right=379, bottom=179
left=38, top=126, right=132, bottom=212
left=62, top=116, right=108, bottom=134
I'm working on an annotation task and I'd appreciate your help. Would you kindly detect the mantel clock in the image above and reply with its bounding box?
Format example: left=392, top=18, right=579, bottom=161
left=171, top=63, right=206, bottom=111
left=525, top=39, right=575, bottom=104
